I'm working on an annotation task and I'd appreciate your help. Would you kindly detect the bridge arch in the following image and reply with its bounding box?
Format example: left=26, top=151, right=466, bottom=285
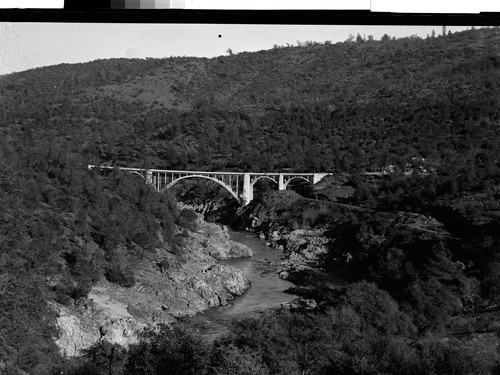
left=284, top=176, right=311, bottom=189
left=163, top=175, right=240, bottom=202
left=251, top=176, right=278, bottom=187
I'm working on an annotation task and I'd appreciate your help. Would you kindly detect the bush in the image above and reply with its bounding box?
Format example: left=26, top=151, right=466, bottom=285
left=416, top=337, right=500, bottom=375
left=125, top=326, right=210, bottom=375
left=61, top=341, right=128, bottom=375
left=210, top=344, right=270, bottom=375
left=176, top=208, right=199, bottom=231
left=333, top=281, right=416, bottom=337
left=104, top=265, right=136, bottom=288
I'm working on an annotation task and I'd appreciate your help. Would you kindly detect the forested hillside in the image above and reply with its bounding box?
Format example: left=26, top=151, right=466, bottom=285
left=1, top=27, right=499, bottom=180
left=1, top=27, right=500, bottom=374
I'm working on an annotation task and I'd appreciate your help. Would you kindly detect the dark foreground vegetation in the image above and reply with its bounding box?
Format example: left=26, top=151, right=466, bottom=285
left=1, top=27, right=500, bottom=374
left=58, top=300, right=500, bottom=375
left=0, top=153, right=179, bottom=373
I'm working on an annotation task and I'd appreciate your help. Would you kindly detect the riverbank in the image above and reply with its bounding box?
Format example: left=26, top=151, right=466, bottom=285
left=179, top=229, right=298, bottom=341
left=54, top=214, right=254, bottom=356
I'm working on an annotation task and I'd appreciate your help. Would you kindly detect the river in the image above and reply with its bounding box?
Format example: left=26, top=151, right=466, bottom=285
left=179, top=229, right=298, bottom=341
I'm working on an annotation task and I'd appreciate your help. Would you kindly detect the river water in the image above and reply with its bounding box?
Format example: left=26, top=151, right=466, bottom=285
left=180, top=230, right=297, bottom=341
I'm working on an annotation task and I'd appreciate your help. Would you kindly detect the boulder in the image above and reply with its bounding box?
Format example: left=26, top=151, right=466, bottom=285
left=190, top=218, right=254, bottom=259
left=281, top=297, right=318, bottom=311
left=54, top=302, right=146, bottom=357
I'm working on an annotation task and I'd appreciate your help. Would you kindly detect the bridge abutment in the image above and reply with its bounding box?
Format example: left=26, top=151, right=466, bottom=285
left=313, top=173, right=328, bottom=185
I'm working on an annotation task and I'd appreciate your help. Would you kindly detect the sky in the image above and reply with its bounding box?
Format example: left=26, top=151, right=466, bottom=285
left=1, top=23, right=475, bottom=75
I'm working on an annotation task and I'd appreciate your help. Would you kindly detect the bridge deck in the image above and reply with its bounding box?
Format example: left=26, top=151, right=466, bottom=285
left=88, top=165, right=321, bottom=176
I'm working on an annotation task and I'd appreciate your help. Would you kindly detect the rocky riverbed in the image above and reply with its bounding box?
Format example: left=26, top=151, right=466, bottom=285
left=54, top=213, right=253, bottom=356
left=232, top=190, right=455, bottom=291
left=261, top=227, right=329, bottom=280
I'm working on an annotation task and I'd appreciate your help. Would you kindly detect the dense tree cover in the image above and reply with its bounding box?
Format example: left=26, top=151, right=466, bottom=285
left=59, top=283, right=500, bottom=375
left=319, top=210, right=482, bottom=332
left=0, top=143, right=180, bottom=373
left=1, top=28, right=499, bottom=185
left=59, top=326, right=271, bottom=375
left=250, top=190, right=500, bottom=333
left=234, top=185, right=500, bottom=371
left=220, top=282, right=499, bottom=375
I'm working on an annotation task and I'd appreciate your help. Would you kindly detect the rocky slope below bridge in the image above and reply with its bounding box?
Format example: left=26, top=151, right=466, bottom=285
left=54, top=212, right=253, bottom=357
left=233, top=190, right=332, bottom=282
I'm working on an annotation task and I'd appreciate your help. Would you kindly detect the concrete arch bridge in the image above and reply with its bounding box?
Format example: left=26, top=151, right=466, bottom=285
left=88, top=165, right=330, bottom=206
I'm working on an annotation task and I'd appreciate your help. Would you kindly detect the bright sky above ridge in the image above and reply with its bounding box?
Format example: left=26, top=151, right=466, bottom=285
left=1, top=23, right=472, bottom=75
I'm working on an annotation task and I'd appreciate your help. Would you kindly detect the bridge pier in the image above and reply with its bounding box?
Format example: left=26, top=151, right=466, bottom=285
left=241, top=173, right=253, bottom=206
left=146, top=170, right=153, bottom=185
left=278, top=174, right=285, bottom=191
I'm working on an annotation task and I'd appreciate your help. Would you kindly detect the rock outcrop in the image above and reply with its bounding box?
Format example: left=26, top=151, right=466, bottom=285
left=233, top=191, right=330, bottom=280
left=190, top=219, right=254, bottom=259
left=54, top=301, right=146, bottom=357
left=234, top=190, right=304, bottom=232
left=54, top=209, right=252, bottom=357
left=391, top=211, right=451, bottom=240
left=281, top=297, right=318, bottom=311
left=272, top=228, right=329, bottom=279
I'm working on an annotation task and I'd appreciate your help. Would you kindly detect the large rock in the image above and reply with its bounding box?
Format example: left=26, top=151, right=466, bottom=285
left=54, top=305, right=99, bottom=357
left=268, top=228, right=329, bottom=279
left=281, top=297, right=318, bottom=311
left=191, top=219, right=254, bottom=259
left=54, top=302, right=146, bottom=357
left=192, top=264, right=251, bottom=306
left=283, top=229, right=329, bottom=258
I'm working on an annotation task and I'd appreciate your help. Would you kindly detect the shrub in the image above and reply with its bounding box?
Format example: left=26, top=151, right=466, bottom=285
left=210, top=344, right=270, bottom=375
left=176, top=208, right=199, bottom=231
left=125, top=326, right=210, bottom=375
left=104, top=265, right=136, bottom=287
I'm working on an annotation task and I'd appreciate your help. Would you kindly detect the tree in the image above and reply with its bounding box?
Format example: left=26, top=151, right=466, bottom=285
left=63, top=342, right=128, bottom=375
left=210, top=345, right=270, bottom=375
left=125, top=326, right=210, bottom=375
